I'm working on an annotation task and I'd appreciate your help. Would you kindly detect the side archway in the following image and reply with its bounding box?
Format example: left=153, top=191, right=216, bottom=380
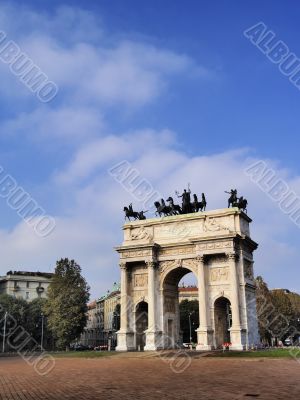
left=135, top=301, right=148, bottom=351
left=214, top=297, right=232, bottom=348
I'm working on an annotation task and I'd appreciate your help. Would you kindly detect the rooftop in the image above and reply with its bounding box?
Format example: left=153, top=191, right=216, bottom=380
left=179, top=286, right=198, bottom=292
left=4, top=271, right=53, bottom=279
left=97, top=282, right=121, bottom=302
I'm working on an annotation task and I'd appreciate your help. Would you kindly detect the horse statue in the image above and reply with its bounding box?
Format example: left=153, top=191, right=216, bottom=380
left=225, top=189, right=238, bottom=208
left=123, top=203, right=147, bottom=221
left=225, top=189, right=248, bottom=213
left=123, top=206, right=139, bottom=221
left=237, top=196, right=248, bottom=213
left=154, top=200, right=172, bottom=217
left=192, top=193, right=207, bottom=212
left=138, top=210, right=147, bottom=220
left=166, top=197, right=182, bottom=215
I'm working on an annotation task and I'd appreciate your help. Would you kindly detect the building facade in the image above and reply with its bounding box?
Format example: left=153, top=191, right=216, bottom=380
left=103, top=283, right=121, bottom=348
left=0, top=270, right=53, bottom=301
left=79, top=301, right=99, bottom=348
left=80, top=283, right=121, bottom=348
left=178, top=286, right=198, bottom=302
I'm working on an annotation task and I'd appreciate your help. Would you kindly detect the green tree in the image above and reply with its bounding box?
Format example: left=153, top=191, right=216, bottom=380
left=269, top=289, right=294, bottom=341
left=26, top=298, right=54, bottom=350
left=0, top=294, right=28, bottom=351
left=255, top=277, right=300, bottom=344
left=43, top=258, right=90, bottom=350
left=179, top=300, right=199, bottom=343
left=255, top=276, right=273, bottom=344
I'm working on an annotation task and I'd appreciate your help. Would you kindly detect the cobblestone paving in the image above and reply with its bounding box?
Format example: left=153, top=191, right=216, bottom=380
left=0, top=354, right=299, bottom=399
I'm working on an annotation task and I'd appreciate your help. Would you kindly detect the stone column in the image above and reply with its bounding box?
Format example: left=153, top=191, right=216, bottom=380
left=116, top=262, right=134, bottom=351
left=147, top=261, right=156, bottom=331
left=145, top=261, right=160, bottom=350
left=119, top=262, right=129, bottom=331
left=196, top=255, right=212, bottom=351
left=227, top=252, right=244, bottom=350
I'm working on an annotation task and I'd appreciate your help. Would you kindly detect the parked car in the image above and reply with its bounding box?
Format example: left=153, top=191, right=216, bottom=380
left=94, top=345, right=109, bottom=351
left=73, top=344, right=89, bottom=351
left=284, top=338, right=292, bottom=347
left=182, top=343, right=195, bottom=349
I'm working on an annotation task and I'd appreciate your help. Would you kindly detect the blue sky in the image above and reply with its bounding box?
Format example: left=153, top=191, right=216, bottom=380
left=0, top=1, right=300, bottom=298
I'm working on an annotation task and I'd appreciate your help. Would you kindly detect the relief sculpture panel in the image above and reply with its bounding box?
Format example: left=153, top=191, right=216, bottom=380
left=134, top=273, right=148, bottom=287
left=209, top=266, right=230, bottom=283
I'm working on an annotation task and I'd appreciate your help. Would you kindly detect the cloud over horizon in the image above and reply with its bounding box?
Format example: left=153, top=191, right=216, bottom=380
left=0, top=2, right=299, bottom=299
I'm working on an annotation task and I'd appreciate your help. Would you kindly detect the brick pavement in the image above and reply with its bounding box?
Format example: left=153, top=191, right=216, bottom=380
left=0, top=353, right=299, bottom=399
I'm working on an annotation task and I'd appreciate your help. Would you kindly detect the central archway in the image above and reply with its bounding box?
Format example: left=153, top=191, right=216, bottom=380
left=162, top=266, right=199, bottom=348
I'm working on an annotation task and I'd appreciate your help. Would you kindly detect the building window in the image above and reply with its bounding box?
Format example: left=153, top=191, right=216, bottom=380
left=26, top=292, right=30, bottom=300
left=26, top=281, right=30, bottom=288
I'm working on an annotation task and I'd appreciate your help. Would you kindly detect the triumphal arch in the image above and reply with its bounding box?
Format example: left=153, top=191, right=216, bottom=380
left=116, top=208, right=259, bottom=351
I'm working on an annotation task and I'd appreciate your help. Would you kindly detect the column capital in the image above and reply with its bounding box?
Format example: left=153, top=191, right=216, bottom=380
left=226, top=252, right=239, bottom=261
left=196, top=255, right=206, bottom=264
left=146, top=260, right=157, bottom=269
left=119, top=261, right=127, bottom=270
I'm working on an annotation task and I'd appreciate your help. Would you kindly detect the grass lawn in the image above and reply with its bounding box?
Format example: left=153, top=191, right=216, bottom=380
left=47, top=348, right=300, bottom=360
left=208, top=348, right=299, bottom=358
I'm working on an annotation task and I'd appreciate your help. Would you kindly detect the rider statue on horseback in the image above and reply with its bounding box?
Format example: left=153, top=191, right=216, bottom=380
left=225, top=189, right=248, bottom=213
left=123, top=203, right=148, bottom=221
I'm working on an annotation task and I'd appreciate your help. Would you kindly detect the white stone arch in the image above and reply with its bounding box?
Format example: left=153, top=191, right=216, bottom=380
left=159, top=258, right=198, bottom=290
left=133, top=296, right=149, bottom=309
left=159, top=258, right=199, bottom=348
left=213, top=295, right=232, bottom=348
left=211, top=292, right=233, bottom=306
left=116, top=208, right=259, bottom=352
left=134, top=300, right=149, bottom=351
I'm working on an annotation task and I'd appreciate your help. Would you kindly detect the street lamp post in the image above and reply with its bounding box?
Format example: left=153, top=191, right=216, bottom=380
left=2, top=311, right=8, bottom=353
left=41, top=313, right=44, bottom=351
left=188, top=311, right=195, bottom=345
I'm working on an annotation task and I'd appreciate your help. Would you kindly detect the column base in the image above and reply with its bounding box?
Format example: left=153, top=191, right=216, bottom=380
left=116, top=331, right=135, bottom=351
left=196, top=344, right=212, bottom=351
left=196, top=328, right=214, bottom=351
left=230, top=344, right=244, bottom=351
left=229, top=328, right=246, bottom=351
left=144, top=330, right=162, bottom=351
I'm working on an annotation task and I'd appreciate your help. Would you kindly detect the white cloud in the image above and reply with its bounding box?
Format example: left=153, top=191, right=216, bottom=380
left=54, top=128, right=179, bottom=184
left=0, top=4, right=210, bottom=110
left=1, top=106, right=105, bottom=141
left=0, top=3, right=298, bottom=299
left=1, top=133, right=298, bottom=298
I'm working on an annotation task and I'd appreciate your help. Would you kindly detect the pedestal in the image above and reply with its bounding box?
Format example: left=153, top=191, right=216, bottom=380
left=196, top=328, right=213, bottom=351
left=230, top=328, right=245, bottom=351
left=144, top=330, right=162, bottom=351
left=116, top=331, right=135, bottom=351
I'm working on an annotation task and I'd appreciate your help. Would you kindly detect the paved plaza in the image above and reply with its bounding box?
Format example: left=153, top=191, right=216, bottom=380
left=0, top=353, right=299, bottom=399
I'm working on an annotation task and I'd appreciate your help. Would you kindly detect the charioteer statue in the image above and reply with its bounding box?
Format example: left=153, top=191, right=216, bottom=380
left=123, top=185, right=249, bottom=220
left=176, top=184, right=192, bottom=214
left=152, top=184, right=207, bottom=217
